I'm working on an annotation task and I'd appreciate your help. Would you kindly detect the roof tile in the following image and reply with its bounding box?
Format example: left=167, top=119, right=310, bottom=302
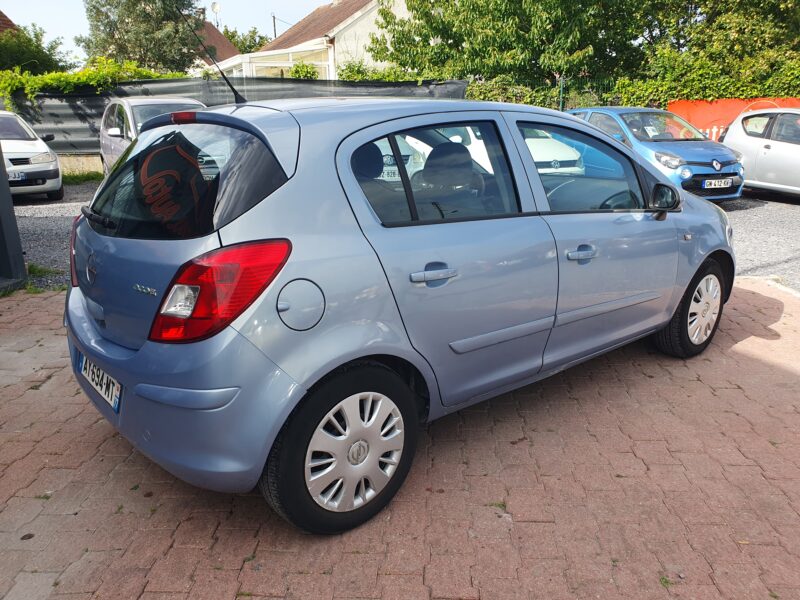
left=261, top=0, right=372, bottom=51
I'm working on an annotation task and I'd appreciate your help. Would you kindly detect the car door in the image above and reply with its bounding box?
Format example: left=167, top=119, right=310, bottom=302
left=99, top=102, right=116, bottom=167
left=733, top=113, right=774, bottom=183
left=504, top=112, right=679, bottom=370
left=758, top=113, right=800, bottom=191
left=337, top=112, right=558, bottom=406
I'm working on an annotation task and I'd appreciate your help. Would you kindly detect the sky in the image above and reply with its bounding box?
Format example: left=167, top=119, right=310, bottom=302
left=2, top=0, right=331, bottom=63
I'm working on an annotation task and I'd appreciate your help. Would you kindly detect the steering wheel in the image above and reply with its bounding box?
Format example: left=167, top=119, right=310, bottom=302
left=598, top=191, right=635, bottom=210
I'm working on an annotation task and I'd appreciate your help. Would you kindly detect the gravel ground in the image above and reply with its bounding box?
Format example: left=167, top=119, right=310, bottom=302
left=10, top=183, right=800, bottom=291
left=722, top=188, right=800, bottom=291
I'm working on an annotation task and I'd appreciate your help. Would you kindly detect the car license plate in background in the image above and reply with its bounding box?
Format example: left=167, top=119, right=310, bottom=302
left=8, top=171, right=25, bottom=181
left=703, top=178, right=733, bottom=189
left=79, top=354, right=121, bottom=412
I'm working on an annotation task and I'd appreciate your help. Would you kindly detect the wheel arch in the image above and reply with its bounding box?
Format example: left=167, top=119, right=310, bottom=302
left=707, top=249, right=735, bottom=302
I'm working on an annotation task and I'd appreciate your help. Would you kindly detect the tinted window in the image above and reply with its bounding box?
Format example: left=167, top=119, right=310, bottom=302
left=519, top=123, right=643, bottom=212
left=132, top=104, right=201, bottom=133
left=353, top=121, right=519, bottom=224
left=742, top=115, right=771, bottom=137
left=772, top=113, right=800, bottom=145
left=588, top=113, right=629, bottom=145
left=116, top=105, right=131, bottom=138
left=0, top=115, right=35, bottom=141
left=89, top=123, right=287, bottom=239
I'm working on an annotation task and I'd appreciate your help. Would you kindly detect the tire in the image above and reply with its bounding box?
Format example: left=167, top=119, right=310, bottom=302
left=653, top=259, right=725, bottom=358
left=259, top=362, right=418, bottom=534
left=47, top=185, right=64, bottom=201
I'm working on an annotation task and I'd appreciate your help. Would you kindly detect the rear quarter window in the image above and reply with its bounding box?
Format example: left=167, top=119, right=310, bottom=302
left=89, top=123, right=287, bottom=240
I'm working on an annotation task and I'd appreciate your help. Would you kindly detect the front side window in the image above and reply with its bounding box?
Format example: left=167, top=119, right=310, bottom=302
left=771, top=113, right=800, bottom=145
left=620, top=111, right=706, bottom=142
left=588, top=113, right=629, bottom=145
left=115, top=105, right=130, bottom=138
left=742, top=115, right=772, bottom=138
left=90, top=123, right=287, bottom=239
left=519, top=123, right=644, bottom=212
left=352, top=121, right=520, bottom=224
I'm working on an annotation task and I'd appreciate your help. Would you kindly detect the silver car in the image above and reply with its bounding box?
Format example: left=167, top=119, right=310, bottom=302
left=99, top=97, right=206, bottom=174
left=721, top=108, right=800, bottom=196
left=67, top=98, right=735, bottom=533
left=1, top=110, right=63, bottom=200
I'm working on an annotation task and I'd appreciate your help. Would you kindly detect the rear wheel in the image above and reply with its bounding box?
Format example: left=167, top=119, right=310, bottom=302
left=653, top=259, right=725, bottom=358
left=47, top=185, right=64, bottom=201
left=259, top=362, right=418, bottom=534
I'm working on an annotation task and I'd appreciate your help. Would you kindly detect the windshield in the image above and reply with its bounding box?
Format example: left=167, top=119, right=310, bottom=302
left=0, top=115, right=36, bottom=141
left=90, top=123, right=287, bottom=240
left=620, top=112, right=706, bottom=141
left=132, top=104, right=202, bottom=132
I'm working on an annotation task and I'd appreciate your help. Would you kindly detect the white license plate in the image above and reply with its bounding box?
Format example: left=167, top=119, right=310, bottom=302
left=382, top=169, right=399, bottom=180
left=703, top=178, right=733, bottom=189
left=79, top=354, right=122, bottom=412
left=8, top=171, right=26, bottom=181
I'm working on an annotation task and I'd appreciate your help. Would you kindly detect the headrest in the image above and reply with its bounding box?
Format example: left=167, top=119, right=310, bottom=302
left=352, top=142, right=384, bottom=180
left=422, top=142, right=473, bottom=188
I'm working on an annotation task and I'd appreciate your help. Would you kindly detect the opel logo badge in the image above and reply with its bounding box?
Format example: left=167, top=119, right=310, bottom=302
left=86, top=253, right=97, bottom=285
left=712, top=159, right=722, bottom=171
left=551, top=160, right=561, bottom=169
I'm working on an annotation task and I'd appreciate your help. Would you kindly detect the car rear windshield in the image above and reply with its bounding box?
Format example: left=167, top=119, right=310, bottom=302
left=88, top=123, right=288, bottom=240
left=0, top=115, right=36, bottom=141
left=132, top=104, right=201, bottom=133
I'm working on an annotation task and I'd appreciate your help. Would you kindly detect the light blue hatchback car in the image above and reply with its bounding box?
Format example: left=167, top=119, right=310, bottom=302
left=569, top=107, right=744, bottom=201
left=66, top=98, right=735, bottom=533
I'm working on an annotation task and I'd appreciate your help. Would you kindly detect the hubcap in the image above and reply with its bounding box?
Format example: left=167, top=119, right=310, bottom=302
left=305, top=392, right=404, bottom=512
left=687, top=274, right=721, bottom=345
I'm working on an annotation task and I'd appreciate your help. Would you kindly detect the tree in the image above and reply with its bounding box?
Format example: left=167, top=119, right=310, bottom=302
left=368, top=0, right=645, bottom=82
left=222, top=26, right=269, bottom=54
left=76, top=0, right=204, bottom=72
left=0, top=25, right=73, bottom=74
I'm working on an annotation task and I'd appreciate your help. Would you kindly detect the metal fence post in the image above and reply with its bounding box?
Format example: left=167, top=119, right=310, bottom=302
left=0, top=144, right=27, bottom=294
left=559, top=76, right=566, bottom=112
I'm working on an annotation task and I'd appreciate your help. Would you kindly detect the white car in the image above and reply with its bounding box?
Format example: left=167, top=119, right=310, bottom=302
left=1, top=110, right=63, bottom=200
left=523, top=127, right=585, bottom=175
left=721, top=108, right=800, bottom=197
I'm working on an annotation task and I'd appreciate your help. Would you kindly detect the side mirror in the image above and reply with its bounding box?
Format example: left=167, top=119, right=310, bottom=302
left=106, top=127, right=122, bottom=138
left=651, top=183, right=681, bottom=211
left=39, top=133, right=55, bottom=142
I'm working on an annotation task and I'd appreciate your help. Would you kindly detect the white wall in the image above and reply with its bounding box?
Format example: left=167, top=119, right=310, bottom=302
left=333, top=0, right=409, bottom=69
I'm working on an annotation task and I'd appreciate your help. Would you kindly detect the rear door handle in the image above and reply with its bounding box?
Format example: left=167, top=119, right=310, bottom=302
left=764, top=144, right=771, bottom=150
left=567, top=245, right=597, bottom=261
left=410, top=268, right=458, bottom=283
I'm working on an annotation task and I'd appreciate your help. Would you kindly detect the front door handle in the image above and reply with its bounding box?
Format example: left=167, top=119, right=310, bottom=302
left=764, top=144, right=771, bottom=150
left=567, top=245, right=597, bottom=261
left=410, top=268, right=458, bottom=283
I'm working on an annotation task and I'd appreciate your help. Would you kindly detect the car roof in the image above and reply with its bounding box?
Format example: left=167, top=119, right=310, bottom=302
left=116, top=97, right=205, bottom=108
left=737, top=108, right=800, bottom=116
left=573, top=106, right=670, bottom=115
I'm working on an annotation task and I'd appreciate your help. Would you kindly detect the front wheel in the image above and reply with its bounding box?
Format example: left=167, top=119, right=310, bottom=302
left=653, top=259, right=725, bottom=358
left=259, top=362, right=418, bottom=534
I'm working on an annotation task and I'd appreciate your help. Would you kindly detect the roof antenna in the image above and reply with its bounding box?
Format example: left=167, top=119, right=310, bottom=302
left=176, top=8, right=247, bottom=104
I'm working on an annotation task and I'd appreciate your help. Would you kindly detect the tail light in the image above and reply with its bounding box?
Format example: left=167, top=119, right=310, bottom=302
left=149, top=240, right=291, bottom=343
left=70, top=215, right=80, bottom=287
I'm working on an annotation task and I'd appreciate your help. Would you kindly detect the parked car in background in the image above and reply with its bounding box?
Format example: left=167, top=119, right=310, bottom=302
left=67, top=99, right=735, bottom=534
left=1, top=110, right=63, bottom=200
left=720, top=108, right=800, bottom=197
left=99, top=97, right=206, bottom=174
left=569, top=107, right=744, bottom=201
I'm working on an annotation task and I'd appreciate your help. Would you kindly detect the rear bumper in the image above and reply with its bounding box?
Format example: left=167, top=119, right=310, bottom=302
left=65, top=287, right=304, bottom=493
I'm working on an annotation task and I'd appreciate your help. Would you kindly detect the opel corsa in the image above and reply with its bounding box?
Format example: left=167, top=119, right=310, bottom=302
left=66, top=98, right=735, bottom=533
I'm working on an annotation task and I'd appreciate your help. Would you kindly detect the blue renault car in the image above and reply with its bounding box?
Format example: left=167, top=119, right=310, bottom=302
left=67, top=99, right=735, bottom=533
left=569, top=107, right=744, bottom=201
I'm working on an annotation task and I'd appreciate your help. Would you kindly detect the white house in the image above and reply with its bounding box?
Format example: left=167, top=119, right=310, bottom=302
left=216, top=0, right=408, bottom=80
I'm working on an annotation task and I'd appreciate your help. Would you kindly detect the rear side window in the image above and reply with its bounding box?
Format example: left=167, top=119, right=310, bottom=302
left=588, top=113, right=629, bottom=145
left=742, top=115, right=771, bottom=138
left=352, top=121, right=520, bottom=225
left=90, top=123, right=287, bottom=239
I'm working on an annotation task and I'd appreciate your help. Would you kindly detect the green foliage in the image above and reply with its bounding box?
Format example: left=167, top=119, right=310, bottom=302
left=62, top=171, right=104, bottom=185
left=0, top=57, right=184, bottom=110
left=337, top=60, right=419, bottom=82
left=288, top=61, right=319, bottom=80
left=77, top=0, right=205, bottom=72
left=0, top=25, right=73, bottom=74
left=467, top=75, right=612, bottom=110
left=222, top=26, right=269, bottom=54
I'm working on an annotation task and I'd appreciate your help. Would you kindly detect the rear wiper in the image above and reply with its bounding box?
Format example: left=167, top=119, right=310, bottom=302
left=81, top=205, right=117, bottom=230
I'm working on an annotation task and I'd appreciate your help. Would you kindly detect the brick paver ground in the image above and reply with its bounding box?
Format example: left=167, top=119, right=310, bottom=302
left=1, top=278, right=799, bottom=600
